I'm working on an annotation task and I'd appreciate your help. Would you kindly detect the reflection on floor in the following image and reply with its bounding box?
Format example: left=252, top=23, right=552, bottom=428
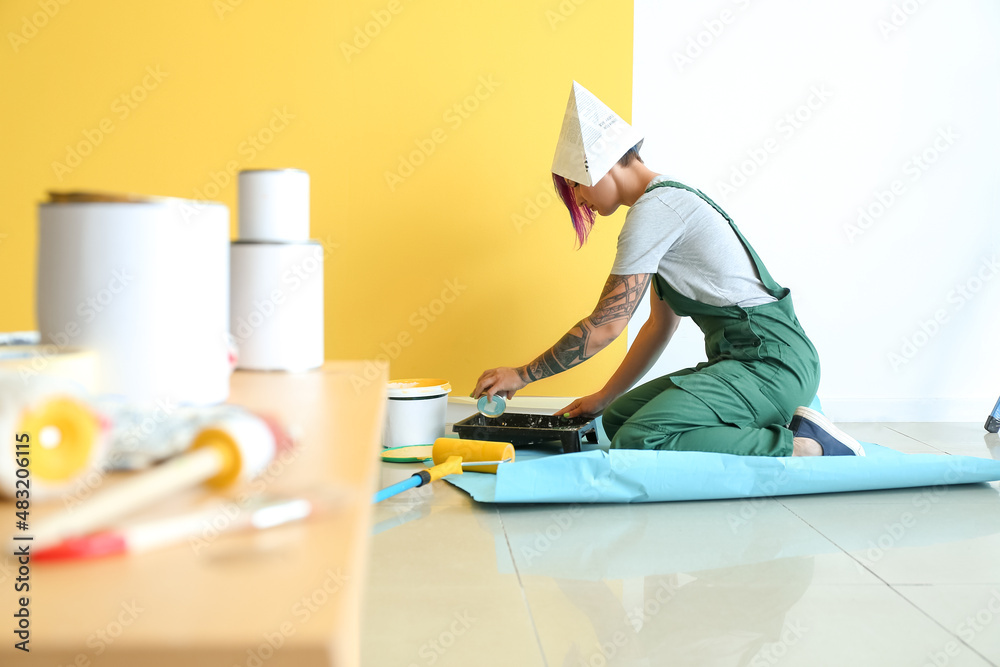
left=363, top=420, right=1000, bottom=667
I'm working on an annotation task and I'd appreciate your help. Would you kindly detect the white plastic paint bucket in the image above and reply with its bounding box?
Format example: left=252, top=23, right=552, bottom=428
left=383, top=379, right=452, bottom=448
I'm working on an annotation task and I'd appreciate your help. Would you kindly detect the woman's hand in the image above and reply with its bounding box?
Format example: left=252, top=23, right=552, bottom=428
left=556, top=391, right=613, bottom=419
left=472, top=367, right=528, bottom=401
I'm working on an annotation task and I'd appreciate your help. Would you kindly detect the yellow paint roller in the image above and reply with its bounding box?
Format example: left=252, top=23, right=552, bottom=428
left=432, top=438, right=514, bottom=474
left=373, top=438, right=514, bottom=502
left=29, top=410, right=294, bottom=550
left=0, top=372, right=107, bottom=501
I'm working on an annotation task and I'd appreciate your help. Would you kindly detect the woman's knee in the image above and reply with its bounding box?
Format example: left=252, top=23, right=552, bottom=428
left=610, top=421, right=667, bottom=450
left=602, top=377, right=680, bottom=442
left=601, top=397, right=631, bottom=440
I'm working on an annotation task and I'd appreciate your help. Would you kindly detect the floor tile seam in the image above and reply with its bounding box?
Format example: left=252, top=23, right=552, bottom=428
left=779, top=496, right=1000, bottom=665
left=495, top=506, right=551, bottom=667
left=885, top=580, right=1000, bottom=586
left=775, top=496, right=894, bottom=586
left=893, top=583, right=1000, bottom=588
left=887, top=582, right=1000, bottom=666
left=884, top=425, right=951, bottom=453
left=780, top=496, right=1000, bottom=665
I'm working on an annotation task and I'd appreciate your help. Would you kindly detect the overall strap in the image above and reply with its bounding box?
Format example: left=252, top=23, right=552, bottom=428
left=645, top=180, right=784, bottom=296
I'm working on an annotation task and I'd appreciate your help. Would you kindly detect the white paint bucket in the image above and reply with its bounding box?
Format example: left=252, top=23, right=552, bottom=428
left=383, top=379, right=452, bottom=448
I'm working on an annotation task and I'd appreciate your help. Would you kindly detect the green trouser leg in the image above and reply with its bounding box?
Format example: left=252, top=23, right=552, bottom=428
left=602, top=374, right=794, bottom=457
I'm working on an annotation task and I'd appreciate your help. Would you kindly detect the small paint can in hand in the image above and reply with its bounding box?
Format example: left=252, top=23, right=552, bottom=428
left=477, top=394, right=506, bottom=418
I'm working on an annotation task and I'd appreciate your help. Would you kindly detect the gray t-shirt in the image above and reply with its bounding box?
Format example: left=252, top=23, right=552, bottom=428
left=610, top=175, right=776, bottom=308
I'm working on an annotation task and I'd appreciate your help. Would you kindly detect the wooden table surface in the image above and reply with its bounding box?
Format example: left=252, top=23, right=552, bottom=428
left=1, top=360, right=387, bottom=666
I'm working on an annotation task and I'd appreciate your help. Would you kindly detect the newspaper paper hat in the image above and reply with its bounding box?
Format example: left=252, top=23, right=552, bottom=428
left=551, top=81, right=644, bottom=187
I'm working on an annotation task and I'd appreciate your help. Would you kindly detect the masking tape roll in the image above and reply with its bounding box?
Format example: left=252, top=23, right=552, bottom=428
left=432, top=438, right=514, bottom=474
left=0, top=345, right=99, bottom=394
left=0, top=372, right=106, bottom=500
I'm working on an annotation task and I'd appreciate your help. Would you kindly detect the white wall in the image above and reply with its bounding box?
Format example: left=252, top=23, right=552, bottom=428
left=630, top=0, right=1000, bottom=421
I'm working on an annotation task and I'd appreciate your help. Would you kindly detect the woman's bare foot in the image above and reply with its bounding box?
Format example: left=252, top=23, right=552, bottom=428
left=789, top=407, right=866, bottom=456
left=792, top=436, right=823, bottom=457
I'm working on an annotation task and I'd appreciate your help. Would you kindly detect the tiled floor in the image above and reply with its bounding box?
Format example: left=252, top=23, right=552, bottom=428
left=362, top=411, right=1000, bottom=667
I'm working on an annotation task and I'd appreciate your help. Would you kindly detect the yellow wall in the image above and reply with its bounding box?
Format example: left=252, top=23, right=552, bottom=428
left=0, top=0, right=633, bottom=397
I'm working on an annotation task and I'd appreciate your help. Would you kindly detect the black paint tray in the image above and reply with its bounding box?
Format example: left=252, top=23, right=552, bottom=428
left=452, top=412, right=598, bottom=454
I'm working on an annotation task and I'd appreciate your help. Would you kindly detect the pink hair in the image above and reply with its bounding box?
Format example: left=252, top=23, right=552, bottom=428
left=552, top=173, right=596, bottom=247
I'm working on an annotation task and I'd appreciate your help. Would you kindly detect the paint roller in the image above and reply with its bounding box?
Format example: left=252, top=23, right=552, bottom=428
left=373, top=438, right=514, bottom=503
left=29, top=410, right=294, bottom=551
left=0, top=372, right=107, bottom=501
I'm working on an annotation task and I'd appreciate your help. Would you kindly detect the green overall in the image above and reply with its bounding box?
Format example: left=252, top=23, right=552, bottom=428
left=602, top=181, right=820, bottom=457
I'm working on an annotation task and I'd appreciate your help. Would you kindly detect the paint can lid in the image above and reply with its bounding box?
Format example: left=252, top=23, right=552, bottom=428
left=477, top=394, right=506, bottom=418
left=387, top=378, right=452, bottom=399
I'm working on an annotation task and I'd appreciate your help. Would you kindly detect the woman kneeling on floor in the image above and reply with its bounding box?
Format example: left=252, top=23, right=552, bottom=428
left=472, top=81, right=864, bottom=458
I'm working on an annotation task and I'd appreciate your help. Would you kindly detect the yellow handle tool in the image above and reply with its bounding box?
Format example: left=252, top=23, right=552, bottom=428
left=373, top=456, right=463, bottom=503
left=425, top=455, right=464, bottom=482
left=373, top=438, right=514, bottom=503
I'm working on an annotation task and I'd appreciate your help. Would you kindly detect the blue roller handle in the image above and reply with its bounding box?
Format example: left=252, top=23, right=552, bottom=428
left=373, top=475, right=422, bottom=503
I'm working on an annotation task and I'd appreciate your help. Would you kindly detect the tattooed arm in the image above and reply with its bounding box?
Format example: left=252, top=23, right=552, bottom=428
left=471, top=274, right=653, bottom=401
left=558, top=280, right=681, bottom=418
left=515, top=274, right=652, bottom=384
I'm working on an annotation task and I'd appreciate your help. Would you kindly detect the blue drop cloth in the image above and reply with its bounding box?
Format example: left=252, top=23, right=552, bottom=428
left=443, top=401, right=1000, bottom=504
